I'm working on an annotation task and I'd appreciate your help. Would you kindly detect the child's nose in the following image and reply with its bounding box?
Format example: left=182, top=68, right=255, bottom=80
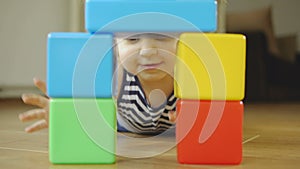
left=140, top=48, right=158, bottom=56
left=140, top=39, right=158, bottom=56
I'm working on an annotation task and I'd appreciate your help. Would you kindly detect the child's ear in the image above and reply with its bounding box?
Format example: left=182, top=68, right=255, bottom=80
left=113, top=38, right=120, bottom=69
left=113, top=38, right=120, bottom=59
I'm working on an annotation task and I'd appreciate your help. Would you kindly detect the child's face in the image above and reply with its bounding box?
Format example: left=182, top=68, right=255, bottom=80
left=116, top=33, right=178, bottom=82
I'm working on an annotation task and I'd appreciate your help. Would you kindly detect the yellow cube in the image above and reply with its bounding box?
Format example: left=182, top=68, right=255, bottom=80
left=174, top=33, right=246, bottom=100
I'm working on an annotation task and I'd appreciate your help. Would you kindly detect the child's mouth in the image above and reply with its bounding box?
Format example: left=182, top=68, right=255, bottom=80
left=140, top=62, right=163, bottom=69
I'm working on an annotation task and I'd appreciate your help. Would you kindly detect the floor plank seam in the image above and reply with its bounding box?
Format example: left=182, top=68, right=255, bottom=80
left=243, top=134, right=260, bottom=144
left=0, top=146, right=48, bottom=154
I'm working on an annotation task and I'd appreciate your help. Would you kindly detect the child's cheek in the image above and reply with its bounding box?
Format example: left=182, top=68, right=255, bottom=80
left=119, top=55, right=138, bottom=75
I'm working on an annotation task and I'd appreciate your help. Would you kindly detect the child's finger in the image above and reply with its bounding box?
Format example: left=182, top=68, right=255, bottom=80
left=25, top=119, right=48, bottom=133
left=22, top=93, right=49, bottom=108
left=33, top=78, right=47, bottom=96
left=19, top=108, right=47, bottom=122
left=168, top=111, right=177, bottom=123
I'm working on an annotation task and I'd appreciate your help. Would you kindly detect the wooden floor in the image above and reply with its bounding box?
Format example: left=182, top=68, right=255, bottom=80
left=1, top=99, right=300, bottom=169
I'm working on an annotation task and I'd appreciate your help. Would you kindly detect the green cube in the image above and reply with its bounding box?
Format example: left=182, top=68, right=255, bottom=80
left=49, top=98, right=116, bottom=164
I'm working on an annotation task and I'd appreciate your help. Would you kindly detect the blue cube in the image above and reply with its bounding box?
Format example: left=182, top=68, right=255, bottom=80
left=85, top=0, right=217, bottom=33
left=47, top=33, right=114, bottom=98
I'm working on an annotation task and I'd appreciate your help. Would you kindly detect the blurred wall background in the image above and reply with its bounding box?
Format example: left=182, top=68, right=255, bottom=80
left=0, top=0, right=84, bottom=97
left=227, top=0, right=300, bottom=52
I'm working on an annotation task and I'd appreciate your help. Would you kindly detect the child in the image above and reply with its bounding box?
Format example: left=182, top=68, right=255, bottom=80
left=19, top=33, right=178, bottom=134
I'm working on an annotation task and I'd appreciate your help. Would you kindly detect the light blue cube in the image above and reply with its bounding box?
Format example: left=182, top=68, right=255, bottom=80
left=47, top=33, right=114, bottom=98
left=85, top=0, right=217, bottom=33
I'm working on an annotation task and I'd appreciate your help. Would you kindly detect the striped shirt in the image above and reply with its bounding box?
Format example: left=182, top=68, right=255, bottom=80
left=117, top=71, right=177, bottom=134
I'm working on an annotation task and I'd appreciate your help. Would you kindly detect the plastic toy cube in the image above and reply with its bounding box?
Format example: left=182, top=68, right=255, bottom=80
left=85, top=0, right=217, bottom=33
left=47, top=33, right=113, bottom=98
left=175, top=33, right=246, bottom=100
left=49, top=98, right=116, bottom=164
left=176, top=99, right=243, bottom=164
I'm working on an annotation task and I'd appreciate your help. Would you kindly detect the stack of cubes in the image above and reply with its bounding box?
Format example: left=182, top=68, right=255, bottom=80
left=47, top=0, right=245, bottom=165
left=175, top=33, right=246, bottom=164
left=47, top=31, right=116, bottom=164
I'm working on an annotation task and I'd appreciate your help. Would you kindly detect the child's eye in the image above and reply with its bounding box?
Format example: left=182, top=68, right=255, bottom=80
left=125, top=37, right=140, bottom=43
left=153, top=35, right=172, bottom=41
left=155, top=37, right=171, bottom=41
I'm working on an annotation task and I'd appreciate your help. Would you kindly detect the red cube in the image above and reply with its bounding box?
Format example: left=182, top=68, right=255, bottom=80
left=176, top=99, right=243, bottom=164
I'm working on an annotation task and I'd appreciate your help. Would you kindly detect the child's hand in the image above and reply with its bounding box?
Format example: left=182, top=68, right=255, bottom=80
left=19, top=78, right=49, bottom=133
left=168, top=111, right=177, bottom=123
